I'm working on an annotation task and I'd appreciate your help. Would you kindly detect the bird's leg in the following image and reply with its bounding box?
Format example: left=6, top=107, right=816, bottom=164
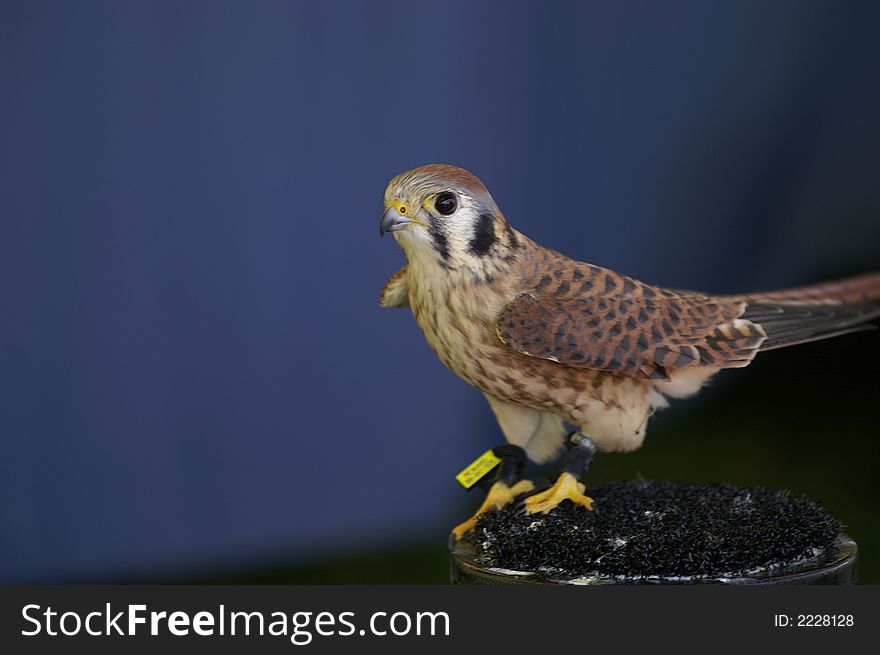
left=450, top=444, right=534, bottom=541
left=524, top=433, right=596, bottom=515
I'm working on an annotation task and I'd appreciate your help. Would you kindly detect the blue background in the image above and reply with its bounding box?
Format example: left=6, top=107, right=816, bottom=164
left=2, top=0, right=879, bottom=582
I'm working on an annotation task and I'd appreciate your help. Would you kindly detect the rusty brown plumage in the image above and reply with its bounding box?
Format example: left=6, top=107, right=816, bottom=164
left=497, top=249, right=880, bottom=381
left=497, top=252, right=761, bottom=380
left=740, top=271, right=880, bottom=306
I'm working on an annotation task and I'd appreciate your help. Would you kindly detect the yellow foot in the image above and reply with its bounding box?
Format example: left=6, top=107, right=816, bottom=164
left=524, top=472, right=594, bottom=515
left=451, top=479, right=535, bottom=540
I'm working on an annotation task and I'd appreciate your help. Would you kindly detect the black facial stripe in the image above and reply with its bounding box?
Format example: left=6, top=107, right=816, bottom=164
left=503, top=221, right=520, bottom=249
left=469, top=212, right=497, bottom=256
left=428, top=216, right=450, bottom=261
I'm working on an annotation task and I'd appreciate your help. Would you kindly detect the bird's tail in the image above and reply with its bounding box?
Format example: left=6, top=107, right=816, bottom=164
left=732, top=272, right=880, bottom=351
left=742, top=271, right=880, bottom=306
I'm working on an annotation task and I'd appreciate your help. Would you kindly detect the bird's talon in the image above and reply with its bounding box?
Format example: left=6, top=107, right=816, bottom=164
left=450, top=479, right=535, bottom=540
left=507, top=479, right=535, bottom=497
left=524, top=472, right=594, bottom=515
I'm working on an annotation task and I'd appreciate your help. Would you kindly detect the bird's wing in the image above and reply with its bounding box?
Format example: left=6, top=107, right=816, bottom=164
left=495, top=261, right=766, bottom=381
left=379, top=266, right=409, bottom=308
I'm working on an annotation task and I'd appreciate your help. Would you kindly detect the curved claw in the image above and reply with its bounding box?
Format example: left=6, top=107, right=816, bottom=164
left=524, top=472, right=594, bottom=515
left=451, top=479, right=535, bottom=541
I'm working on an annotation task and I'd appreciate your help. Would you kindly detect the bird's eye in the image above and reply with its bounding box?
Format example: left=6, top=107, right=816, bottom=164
left=434, top=192, right=457, bottom=216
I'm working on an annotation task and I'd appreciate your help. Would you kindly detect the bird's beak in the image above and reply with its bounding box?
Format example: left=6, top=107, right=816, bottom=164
left=380, top=206, right=411, bottom=237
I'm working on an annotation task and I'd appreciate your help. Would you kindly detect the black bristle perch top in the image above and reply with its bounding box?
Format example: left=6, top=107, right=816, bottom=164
left=454, top=481, right=855, bottom=584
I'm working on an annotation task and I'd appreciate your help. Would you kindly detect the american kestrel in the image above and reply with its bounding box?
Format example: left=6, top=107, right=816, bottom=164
left=378, top=164, right=880, bottom=539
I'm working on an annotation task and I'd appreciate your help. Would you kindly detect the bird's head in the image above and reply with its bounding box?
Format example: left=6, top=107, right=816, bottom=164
left=380, top=164, right=520, bottom=278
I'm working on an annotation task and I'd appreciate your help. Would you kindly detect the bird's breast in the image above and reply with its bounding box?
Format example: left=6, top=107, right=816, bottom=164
left=407, top=268, right=509, bottom=387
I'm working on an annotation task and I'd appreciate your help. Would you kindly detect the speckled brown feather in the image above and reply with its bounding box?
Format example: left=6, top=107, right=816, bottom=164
left=379, top=266, right=409, bottom=308
left=497, top=244, right=880, bottom=381
left=496, top=247, right=767, bottom=380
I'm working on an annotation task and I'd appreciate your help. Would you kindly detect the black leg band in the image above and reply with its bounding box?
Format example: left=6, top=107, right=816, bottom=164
left=563, top=434, right=597, bottom=477
left=491, top=443, right=527, bottom=463
left=493, top=444, right=527, bottom=486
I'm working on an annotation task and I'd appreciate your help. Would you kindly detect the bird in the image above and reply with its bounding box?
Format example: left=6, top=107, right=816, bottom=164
left=378, top=164, right=880, bottom=539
